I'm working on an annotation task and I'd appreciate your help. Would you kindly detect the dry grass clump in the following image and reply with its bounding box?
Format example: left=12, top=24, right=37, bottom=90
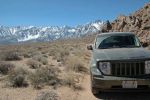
left=55, top=48, right=69, bottom=63
left=48, top=48, right=57, bottom=57
left=33, top=55, right=48, bottom=65
left=41, top=50, right=48, bottom=55
left=72, top=47, right=86, bottom=57
left=43, top=54, right=48, bottom=58
left=49, top=46, right=69, bottom=63
left=36, top=90, right=59, bottom=100
left=62, top=71, right=83, bottom=90
left=1, top=51, right=22, bottom=61
left=8, top=67, right=29, bottom=87
left=65, top=56, right=88, bottom=74
left=23, top=51, right=41, bottom=58
left=27, top=59, right=42, bottom=69
left=29, top=66, right=60, bottom=89
left=0, top=61, right=15, bottom=75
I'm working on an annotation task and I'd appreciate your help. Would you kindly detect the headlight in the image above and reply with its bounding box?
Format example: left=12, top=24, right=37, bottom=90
left=145, top=61, right=150, bottom=74
left=98, top=62, right=111, bottom=75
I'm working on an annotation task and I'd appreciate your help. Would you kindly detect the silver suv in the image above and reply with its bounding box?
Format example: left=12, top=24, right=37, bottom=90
left=87, top=32, right=150, bottom=96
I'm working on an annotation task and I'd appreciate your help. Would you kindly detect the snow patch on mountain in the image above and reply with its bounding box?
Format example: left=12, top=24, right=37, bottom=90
left=18, top=34, right=40, bottom=42
left=68, top=29, right=76, bottom=32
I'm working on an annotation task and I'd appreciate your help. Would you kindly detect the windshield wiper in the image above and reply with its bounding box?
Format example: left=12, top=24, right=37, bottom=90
left=99, top=46, right=120, bottom=49
left=120, top=45, right=140, bottom=48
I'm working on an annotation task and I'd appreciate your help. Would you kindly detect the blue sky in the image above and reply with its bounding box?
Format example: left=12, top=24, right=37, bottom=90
left=0, top=0, right=149, bottom=26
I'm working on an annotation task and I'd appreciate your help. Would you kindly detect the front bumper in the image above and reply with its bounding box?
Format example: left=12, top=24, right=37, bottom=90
left=92, top=75, right=150, bottom=92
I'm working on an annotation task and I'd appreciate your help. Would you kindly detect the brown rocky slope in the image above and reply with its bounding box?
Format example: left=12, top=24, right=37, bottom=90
left=102, top=3, right=150, bottom=43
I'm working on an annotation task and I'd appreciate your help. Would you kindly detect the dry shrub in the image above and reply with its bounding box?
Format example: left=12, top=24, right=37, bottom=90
left=23, top=51, right=41, bottom=58
left=48, top=44, right=59, bottom=56
left=27, top=59, right=42, bottom=69
left=49, top=45, right=69, bottom=63
left=65, top=56, right=88, bottom=73
left=1, top=51, right=22, bottom=61
left=8, top=67, right=29, bottom=87
left=36, top=90, right=59, bottom=100
left=41, top=50, right=48, bottom=55
left=72, top=48, right=85, bottom=57
left=56, top=48, right=69, bottom=62
left=29, top=66, right=60, bottom=89
left=63, top=71, right=83, bottom=90
left=0, top=61, right=15, bottom=75
left=49, top=48, right=57, bottom=57
left=23, top=53, right=31, bottom=58
left=22, top=51, right=33, bottom=58
left=43, top=54, right=48, bottom=58
left=33, top=55, right=48, bottom=65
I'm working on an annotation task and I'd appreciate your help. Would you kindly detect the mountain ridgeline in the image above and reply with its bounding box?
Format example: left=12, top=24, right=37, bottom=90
left=0, top=20, right=103, bottom=44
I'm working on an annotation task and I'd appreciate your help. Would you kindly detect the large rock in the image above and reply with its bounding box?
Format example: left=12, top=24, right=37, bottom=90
left=101, top=20, right=112, bottom=32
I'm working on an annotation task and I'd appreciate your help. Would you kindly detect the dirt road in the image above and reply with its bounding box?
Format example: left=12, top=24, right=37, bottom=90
left=59, top=75, right=98, bottom=100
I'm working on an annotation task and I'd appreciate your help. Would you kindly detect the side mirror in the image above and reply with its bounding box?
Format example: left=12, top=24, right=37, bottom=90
left=141, top=42, right=149, bottom=47
left=87, top=44, right=93, bottom=50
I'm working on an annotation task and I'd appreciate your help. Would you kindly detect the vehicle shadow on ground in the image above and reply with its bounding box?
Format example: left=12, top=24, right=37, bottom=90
left=96, top=92, right=150, bottom=100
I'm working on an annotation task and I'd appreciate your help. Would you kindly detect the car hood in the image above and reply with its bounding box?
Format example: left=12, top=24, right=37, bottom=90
left=93, top=48, right=150, bottom=61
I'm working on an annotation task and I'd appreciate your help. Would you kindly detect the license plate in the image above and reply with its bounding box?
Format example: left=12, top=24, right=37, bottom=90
left=122, top=81, right=137, bottom=88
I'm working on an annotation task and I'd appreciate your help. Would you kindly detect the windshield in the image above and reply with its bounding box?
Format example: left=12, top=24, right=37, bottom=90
left=96, top=35, right=141, bottom=49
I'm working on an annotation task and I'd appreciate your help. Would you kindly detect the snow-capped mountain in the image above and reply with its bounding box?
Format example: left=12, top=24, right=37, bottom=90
left=0, top=20, right=103, bottom=44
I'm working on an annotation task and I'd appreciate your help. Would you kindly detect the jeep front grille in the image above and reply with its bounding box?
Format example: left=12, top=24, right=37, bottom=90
left=111, top=61, right=145, bottom=76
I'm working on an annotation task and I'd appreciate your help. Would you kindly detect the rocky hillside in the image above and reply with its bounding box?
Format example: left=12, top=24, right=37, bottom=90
left=102, top=3, right=150, bottom=43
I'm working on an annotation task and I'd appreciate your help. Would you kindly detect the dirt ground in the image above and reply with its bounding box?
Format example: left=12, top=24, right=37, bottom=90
left=0, top=50, right=97, bottom=100
left=0, top=75, right=97, bottom=100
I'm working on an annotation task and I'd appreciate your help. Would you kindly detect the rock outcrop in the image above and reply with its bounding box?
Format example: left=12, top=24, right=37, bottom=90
left=102, top=3, right=150, bottom=43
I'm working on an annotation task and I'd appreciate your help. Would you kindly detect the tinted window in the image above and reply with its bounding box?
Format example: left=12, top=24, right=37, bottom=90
left=97, top=35, right=141, bottom=49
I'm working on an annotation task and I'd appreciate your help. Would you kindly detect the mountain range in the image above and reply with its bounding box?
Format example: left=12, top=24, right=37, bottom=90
left=0, top=20, right=103, bottom=44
